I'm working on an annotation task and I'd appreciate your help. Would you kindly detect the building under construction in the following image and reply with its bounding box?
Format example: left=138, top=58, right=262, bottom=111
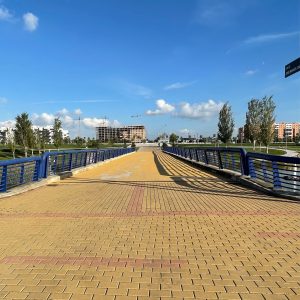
left=95, top=125, right=146, bottom=143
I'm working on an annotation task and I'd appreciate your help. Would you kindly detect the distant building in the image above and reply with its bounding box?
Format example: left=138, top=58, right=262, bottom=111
left=96, top=125, right=146, bottom=143
left=0, top=125, right=69, bottom=145
left=0, top=127, right=14, bottom=144
left=274, top=122, right=300, bottom=142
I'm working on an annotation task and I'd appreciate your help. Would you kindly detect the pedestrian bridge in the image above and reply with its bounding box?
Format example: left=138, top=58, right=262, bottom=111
left=0, top=148, right=299, bottom=300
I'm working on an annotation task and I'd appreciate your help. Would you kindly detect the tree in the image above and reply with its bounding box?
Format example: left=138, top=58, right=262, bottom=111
left=73, top=136, right=85, bottom=147
left=259, top=96, right=276, bottom=153
left=34, top=129, right=42, bottom=154
left=53, top=118, right=63, bottom=150
left=87, top=138, right=100, bottom=148
left=217, top=102, right=234, bottom=145
left=14, top=112, right=33, bottom=157
left=295, top=133, right=300, bottom=145
left=7, top=130, right=16, bottom=159
left=63, top=136, right=71, bottom=144
left=245, top=99, right=262, bottom=150
left=169, top=133, right=178, bottom=146
left=28, top=129, right=37, bottom=156
left=41, top=128, right=49, bottom=151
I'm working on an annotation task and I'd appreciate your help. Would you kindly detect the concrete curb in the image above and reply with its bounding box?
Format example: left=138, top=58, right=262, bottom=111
left=0, top=176, right=60, bottom=199
left=164, top=151, right=300, bottom=202
left=0, top=152, right=134, bottom=199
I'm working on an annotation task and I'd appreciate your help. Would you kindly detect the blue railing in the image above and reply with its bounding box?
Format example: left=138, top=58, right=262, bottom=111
left=163, top=147, right=300, bottom=195
left=0, top=148, right=134, bottom=192
left=246, top=152, right=300, bottom=194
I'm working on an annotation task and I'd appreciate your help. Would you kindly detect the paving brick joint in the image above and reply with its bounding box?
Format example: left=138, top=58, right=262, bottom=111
left=0, top=148, right=299, bottom=299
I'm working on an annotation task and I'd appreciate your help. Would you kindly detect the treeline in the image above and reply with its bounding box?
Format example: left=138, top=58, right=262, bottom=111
left=218, top=95, right=276, bottom=152
left=2, top=112, right=102, bottom=159
left=168, top=95, right=277, bottom=153
left=4, top=113, right=65, bottom=158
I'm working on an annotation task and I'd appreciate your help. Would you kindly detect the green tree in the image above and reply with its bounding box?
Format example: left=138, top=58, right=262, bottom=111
left=63, top=136, right=71, bottom=144
left=259, top=96, right=276, bottom=153
left=7, top=130, right=16, bottom=159
left=295, top=133, right=300, bottom=144
left=41, top=128, right=49, bottom=151
left=14, top=112, right=33, bottom=157
left=217, top=102, right=234, bottom=145
left=73, top=136, right=85, bottom=147
left=28, top=128, right=38, bottom=156
left=87, top=138, right=100, bottom=148
left=245, top=99, right=262, bottom=150
left=169, top=133, right=178, bottom=146
left=34, top=129, right=42, bottom=154
left=53, top=118, right=63, bottom=150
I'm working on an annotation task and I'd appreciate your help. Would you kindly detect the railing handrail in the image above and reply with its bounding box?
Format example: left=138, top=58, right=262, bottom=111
left=163, top=146, right=300, bottom=196
left=246, top=151, right=300, bottom=164
left=0, top=147, right=134, bottom=193
left=0, top=156, right=42, bottom=167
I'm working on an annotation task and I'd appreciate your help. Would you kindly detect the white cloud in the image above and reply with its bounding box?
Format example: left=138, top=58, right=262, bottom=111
left=32, top=112, right=56, bottom=125
left=0, top=97, right=8, bottom=104
left=31, top=109, right=122, bottom=131
left=62, top=115, right=74, bottom=127
left=245, top=69, right=258, bottom=76
left=176, top=99, right=223, bottom=119
left=57, top=108, right=69, bottom=116
left=244, top=31, right=300, bottom=45
left=74, top=108, right=82, bottom=115
left=146, top=99, right=175, bottom=116
left=0, top=6, right=12, bottom=21
left=164, top=81, right=195, bottom=90
left=179, top=129, right=190, bottom=134
left=82, top=118, right=121, bottom=128
left=0, top=120, right=15, bottom=128
left=23, top=12, right=38, bottom=31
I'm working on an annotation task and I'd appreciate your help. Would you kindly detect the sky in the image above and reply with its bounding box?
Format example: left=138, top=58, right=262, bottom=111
left=0, top=0, right=300, bottom=139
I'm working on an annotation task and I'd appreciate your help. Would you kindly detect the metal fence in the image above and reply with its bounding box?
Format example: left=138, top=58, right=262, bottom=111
left=163, top=147, right=300, bottom=195
left=0, top=148, right=134, bottom=192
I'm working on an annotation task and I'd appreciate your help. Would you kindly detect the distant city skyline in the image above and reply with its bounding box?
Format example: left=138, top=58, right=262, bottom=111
left=0, top=0, right=299, bottom=139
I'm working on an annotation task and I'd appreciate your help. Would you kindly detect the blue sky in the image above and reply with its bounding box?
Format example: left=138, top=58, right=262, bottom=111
left=0, top=0, right=299, bottom=139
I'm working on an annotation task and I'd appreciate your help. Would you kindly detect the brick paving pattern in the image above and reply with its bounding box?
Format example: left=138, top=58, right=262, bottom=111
left=0, top=149, right=299, bottom=299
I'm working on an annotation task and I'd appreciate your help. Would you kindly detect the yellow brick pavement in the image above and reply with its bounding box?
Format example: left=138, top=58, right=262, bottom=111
left=0, top=149, right=299, bottom=300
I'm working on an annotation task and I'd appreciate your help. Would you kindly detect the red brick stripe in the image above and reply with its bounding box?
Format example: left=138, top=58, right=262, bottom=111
left=126, top=186, right=144, bottom=214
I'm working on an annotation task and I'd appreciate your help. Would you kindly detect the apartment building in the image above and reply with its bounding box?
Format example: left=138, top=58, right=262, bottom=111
left=0, top=126, right=69, bottom=145
left=274, top=122, right=300, bottom=141
left=0, top=127, right=14, bottom=144
left=96, top=125, right=146, bottom=143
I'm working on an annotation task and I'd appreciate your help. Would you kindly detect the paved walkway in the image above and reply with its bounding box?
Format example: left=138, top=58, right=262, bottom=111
left=0, top=150, right=299, bottom=300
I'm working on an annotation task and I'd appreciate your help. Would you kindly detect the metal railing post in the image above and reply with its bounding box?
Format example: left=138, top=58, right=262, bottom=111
left=20, top=164, right=25, bottom=184
left=0, top=165, right=7, bottom=192
left=33, top=160, right=40, bottom=181
left=217, top=150, right=223, bottom=169
left=68, top=153, right=73, bottom=171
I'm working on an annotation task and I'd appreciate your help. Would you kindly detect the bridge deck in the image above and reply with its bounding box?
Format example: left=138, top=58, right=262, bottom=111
left=0, top=150, right=299, bottom=300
